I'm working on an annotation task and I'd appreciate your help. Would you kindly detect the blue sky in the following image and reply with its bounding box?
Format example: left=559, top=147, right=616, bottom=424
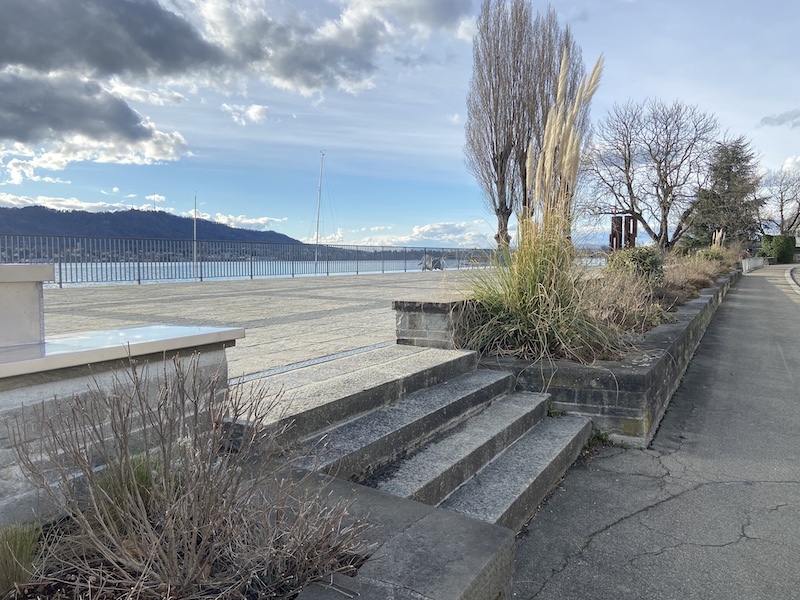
left=1, top=0, right=798, bottom=248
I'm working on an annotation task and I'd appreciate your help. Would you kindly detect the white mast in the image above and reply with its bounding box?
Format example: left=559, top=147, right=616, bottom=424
left=314, top=150, right=324, bottom=273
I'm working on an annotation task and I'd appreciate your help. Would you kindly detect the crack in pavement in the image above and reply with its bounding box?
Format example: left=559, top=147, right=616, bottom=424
left=520, top=445, right=800, bottom=600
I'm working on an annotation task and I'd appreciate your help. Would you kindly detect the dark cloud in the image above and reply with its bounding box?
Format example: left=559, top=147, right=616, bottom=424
left=0, top=0, right=223, bottom=77
left=391, top=0, right=473, bottom=30
left=263, top=14, right=387, bottom=91
left=760, top=110, right=800, bottom=128
left=0, top=74, right=151, bottom=143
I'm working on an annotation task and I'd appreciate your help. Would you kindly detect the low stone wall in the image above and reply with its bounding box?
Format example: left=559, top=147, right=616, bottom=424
left=741, top=257, right=767, bottom=273
left=393, top=272, right=740, bottom=447
left=393, top=299, right=460, bottom=349
left=0, top=326, right=242, bottom=528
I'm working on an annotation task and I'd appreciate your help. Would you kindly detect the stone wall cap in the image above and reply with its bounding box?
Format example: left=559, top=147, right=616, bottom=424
left=0, top=324, right=245, bottom=378
left=0, top=264, right=55, bottom=283
left=392, top=299, right=463, bottom=313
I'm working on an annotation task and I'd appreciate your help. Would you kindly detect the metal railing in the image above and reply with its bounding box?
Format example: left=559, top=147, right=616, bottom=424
left=0, top=234, right=491, bottom=287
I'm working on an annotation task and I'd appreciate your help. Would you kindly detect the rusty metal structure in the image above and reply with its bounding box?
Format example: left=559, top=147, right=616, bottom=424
left=610, top=214, right=638, bottom=250
left=610, top=215, right=623, bottom=250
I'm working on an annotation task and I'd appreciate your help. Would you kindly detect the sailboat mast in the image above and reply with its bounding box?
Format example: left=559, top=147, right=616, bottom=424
left=314, top=150, right=324, bottom=270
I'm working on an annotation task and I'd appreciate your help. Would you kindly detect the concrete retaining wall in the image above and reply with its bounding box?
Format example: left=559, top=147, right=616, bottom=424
left=0, top=339, right=236, bottom=528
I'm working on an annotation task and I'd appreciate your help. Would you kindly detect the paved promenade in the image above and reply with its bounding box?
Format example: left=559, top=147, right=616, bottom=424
left=513, top=264, right=800, bottom=599
left=42, top=265, right=800, bottom=598
left=43, top=271, right=469, bottom=379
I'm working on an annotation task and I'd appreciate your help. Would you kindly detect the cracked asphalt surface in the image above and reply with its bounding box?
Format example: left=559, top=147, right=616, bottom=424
left=513, top=264, right=800, bottom=600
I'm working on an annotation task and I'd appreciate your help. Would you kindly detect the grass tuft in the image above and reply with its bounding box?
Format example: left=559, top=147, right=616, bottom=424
left=0, top=523, right=39, bottom=596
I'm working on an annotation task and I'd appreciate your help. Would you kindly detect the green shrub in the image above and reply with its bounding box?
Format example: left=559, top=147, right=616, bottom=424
left=606, top=246, right=664, bottom=281
left=762, top=234, right=796, bottom=263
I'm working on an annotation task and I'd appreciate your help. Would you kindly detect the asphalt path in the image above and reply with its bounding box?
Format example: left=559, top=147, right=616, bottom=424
left=513, top=264, right=800, bottom=600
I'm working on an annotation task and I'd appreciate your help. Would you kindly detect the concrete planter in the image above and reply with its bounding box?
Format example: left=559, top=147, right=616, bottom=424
left=393, top=272, right=740, bottom=447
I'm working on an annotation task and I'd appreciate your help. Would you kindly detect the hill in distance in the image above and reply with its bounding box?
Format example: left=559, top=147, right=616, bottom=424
left=0, top=206, right=301, bottom=244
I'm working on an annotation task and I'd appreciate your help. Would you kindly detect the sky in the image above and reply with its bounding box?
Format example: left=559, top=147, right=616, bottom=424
left=1, top=0, right=798, bottom=248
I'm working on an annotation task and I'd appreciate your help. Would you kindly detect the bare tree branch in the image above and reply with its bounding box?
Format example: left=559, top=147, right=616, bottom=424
left=587, top=99, right=719, bottom=249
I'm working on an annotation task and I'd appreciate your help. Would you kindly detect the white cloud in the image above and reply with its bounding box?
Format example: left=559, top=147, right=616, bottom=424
left=108, top=81, right=188, bottom=106
left=342, top=220, right=494, bottom=247
left=784, top=156, right=800, bottom=171
left=447, top=113, right=461, bottom=124
left=146, top=193, right=166, bottom=203
left=221, top=103, right=269, bottom=125
left=0, top=124, right=186, bottom=184
left=0, top=191, right=128, bottom=212
left=213, top=213, right=287, bottom=230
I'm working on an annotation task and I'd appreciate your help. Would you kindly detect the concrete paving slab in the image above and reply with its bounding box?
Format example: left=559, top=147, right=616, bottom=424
left=43, top=271, right=471, bottom=379
left=512, top=264, right=800, bottom=599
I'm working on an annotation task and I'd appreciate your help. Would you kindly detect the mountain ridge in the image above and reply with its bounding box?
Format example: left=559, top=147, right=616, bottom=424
left=0, top=206, right=301, bottom=244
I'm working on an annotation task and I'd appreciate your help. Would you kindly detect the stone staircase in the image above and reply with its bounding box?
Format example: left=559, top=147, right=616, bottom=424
left=257, top=344, right=591, bottom=532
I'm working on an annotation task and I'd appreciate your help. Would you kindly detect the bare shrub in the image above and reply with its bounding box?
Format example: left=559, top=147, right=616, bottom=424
left=9, top=356, right=374, bottom=599
left=584, top=270, right=665, bottom=334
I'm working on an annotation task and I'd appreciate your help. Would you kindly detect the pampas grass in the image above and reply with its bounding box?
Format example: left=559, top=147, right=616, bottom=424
left=457, top=51, right=619, bottom=362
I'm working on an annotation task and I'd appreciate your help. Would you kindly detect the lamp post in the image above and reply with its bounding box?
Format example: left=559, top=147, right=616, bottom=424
left=193, top=194, right=197, bottom=280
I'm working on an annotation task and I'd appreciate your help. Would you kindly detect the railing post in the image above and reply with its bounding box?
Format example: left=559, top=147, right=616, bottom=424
left=249, top=242, right=254, bottom=279
left=136, top=239, right=142, bottom=284
left=57, top=237, right=63, bottom=288
left=199, top=242, right=204, bottom=281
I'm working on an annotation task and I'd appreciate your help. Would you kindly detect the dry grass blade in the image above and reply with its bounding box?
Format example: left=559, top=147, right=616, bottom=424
left=0, top=523, right=39, bottom=596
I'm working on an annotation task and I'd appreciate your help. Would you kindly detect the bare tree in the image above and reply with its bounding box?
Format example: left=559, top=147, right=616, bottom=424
left=761, top=167, right=800, bottom=234
left=466, top=1, right=586, bottom=249
left=466, top=0, right=516, bottom=250
left=588, top=99, right=720, bottom=250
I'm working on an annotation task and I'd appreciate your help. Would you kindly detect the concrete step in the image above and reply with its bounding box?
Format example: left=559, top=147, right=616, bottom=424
left=240, top=345, right=478, bottom=443
left=375, top=391, right=550, bottom=505
left=440, top=415, right=592, bottom=532
left=293, top=369, right=515, bottom=481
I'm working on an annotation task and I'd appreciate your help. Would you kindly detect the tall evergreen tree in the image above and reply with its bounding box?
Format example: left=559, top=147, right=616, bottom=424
left=686, top=136, right=763, bottom=246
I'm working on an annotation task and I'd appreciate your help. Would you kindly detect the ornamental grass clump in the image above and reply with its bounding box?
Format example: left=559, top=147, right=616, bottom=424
left=458, top=52, right=620, bottom=362
left=8, top=356, right=374, bottom=600
left=0, top=523, right=39, bottom=596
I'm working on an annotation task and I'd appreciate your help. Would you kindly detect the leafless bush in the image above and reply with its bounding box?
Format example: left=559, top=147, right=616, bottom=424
left=9, top=355, right=374, bottom=599
left=584, top=269, right=666, bottom=335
